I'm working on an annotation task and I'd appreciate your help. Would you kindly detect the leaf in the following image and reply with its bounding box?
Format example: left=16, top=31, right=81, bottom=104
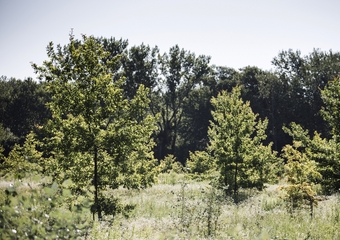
left=62, top=179, right=72, bottom=188
left=51, top=181, right=58, bottom=191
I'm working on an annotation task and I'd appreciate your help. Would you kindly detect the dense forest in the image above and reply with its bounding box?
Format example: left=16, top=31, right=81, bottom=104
left=1, top=35, right=340, bottom=238
left=2, top=37, right=340, bottom=161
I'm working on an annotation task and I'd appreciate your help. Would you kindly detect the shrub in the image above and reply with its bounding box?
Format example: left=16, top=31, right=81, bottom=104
left=158, top=154, right=184, bottom=174
left=186, top=151, right=217, bottom=179
left=0, top=178, right=91, bottom=239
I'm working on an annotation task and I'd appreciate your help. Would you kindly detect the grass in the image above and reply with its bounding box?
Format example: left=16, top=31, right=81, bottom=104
left=90, top=174, right=340, bottom=239
left=1, top=173, right=340, bottom=239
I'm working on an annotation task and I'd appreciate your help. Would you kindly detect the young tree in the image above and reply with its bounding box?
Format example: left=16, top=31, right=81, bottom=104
left=1, top=132, right=43, bottom=179
left=32, top=34, right=157, bottom=220
left=283, top=122, right=340, bottom=194
left=281, top=123, right=322, bottom=216
left=208, top=86, right=278, bottom=200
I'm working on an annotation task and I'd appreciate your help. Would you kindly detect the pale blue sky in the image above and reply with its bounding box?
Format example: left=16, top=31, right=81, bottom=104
left=1, top=0, right=339, bottom=80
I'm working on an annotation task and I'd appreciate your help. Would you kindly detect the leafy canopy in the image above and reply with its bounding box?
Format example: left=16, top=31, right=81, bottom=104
left=32, top=34, right=157, bottom=219
left=208, top=86, right=278, bottom=198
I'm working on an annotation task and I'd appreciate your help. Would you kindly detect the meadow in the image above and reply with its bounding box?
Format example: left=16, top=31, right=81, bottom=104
left=90, top=173, right=340, bottom=240
left=1, top=173, right=340, bottom=239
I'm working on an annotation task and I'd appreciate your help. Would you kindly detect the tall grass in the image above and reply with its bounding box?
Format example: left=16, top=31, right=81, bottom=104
left=1, top=174, right=339, bottom=239
left=90, top=174, right=340, bottom=239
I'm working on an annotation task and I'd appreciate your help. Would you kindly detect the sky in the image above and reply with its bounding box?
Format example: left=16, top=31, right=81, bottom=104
left=1, top=0, right=339, bottom=80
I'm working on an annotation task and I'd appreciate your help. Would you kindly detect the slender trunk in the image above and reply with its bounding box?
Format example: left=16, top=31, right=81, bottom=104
left=271, top=93, right=278, bottom=151
left=171, top=125, right=177, bottom=155
left=310, top=199, right=313, bottom=218
left=94, top=146, right=101, bottom=220
left=234, top=161, right=238, bottom=203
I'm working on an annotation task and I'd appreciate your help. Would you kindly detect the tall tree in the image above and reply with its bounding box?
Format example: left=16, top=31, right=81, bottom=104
left=32, top=34, right=157, bottom=220
left=272, top=49, right=340, bottom=138
left=320, top=75, right=340, bottom=192
left=321, top=75, right=340, bottom=137
left=155, top=45, right=211, bottom=161
left=121, top=44, right=159, bottom=99
left=0, top=77, right=50, bottom=154
left=179, top=85, right=213, bottom=159
left=256, top=70, right=293, bottom=151
left=208, top=86, right=278, bottom=200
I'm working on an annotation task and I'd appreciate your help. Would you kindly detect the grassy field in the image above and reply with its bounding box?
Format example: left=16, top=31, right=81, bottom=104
left=89, top=173, right=340, bottom=240
left=1, top=173, right=340, bottom=239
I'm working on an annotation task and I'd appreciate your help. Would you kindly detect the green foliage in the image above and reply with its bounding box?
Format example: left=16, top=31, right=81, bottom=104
left=154, top=45, right=211, bottom=160
left=89, top=178, right=340, bottom=239
left=1, top=132, right=43, bottom=179
left=0, top=124, right=18, bottom=145
left=283, top=122, right=340, bottom=194
left=170, top=181, right=225, bottom=239
left=121, top=43, right=159, bottom=98
left=186, top=151, right=217, bottom=180
left=0, top=77, right=50, bottom=150
left=272, top=49, right=340, bottom=140
left=322, top=75, right=340, bottom=137
left=32, top=34, right=157, bottom=220
left=0, top=178, right=91, bottom=239
left=158, top=154, right=184, bottom=174
left=0, top=123, right=18, bottom=157
left=0, top=145, right=4, bottom=163
left=281, top=124, right=322, bottom=215
left=208, top=86, right=279, bottom=198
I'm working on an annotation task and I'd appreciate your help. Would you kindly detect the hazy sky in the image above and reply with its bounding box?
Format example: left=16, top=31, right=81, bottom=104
left=1, top=0, right=339, bottom=80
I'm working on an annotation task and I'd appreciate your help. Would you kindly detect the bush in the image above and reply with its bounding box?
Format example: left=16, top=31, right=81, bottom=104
left=186, top=151, right=216, bottom=176
left=0, top=178, right=91, bottom=239
left=158, top=154, right=184, bottom=174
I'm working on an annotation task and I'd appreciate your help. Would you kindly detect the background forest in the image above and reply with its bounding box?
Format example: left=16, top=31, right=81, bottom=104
left=1, top=35, right=340, bottom=239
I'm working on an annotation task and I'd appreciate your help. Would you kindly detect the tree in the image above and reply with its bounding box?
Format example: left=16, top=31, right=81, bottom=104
left=256, top=71, right=291, bottom=151
left=208, top=86, right=278, bottom=200
left=178, top=66, right=238, bottom=161
left=179, top=85, right=213, bottom=160
left=319, top=75, right=340, bottom=192
left=321, top=75, right=340, bottom=137
left=281, top=123, right=322, bottom=216
left=0, top=123, right=18, bottom=160
left=0, top=77, right=50, bottom=155
left=272, top=49, right=340, bottom=139
left=155, top=45, right=211, bottom=161
left=32, top=34, right=157, bottom=220
left=283, top=122, right=340, bottom=194
left=121, top=43, right=159, bottom=99
left=186, top=150, right=217, bottom=180
left=212, top=66, right=238, bottom=94
left=1, top=132, right=43, bottom=179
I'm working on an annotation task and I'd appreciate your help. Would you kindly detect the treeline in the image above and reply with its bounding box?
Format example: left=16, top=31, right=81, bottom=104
left=1, top=38, right=340, bottom=163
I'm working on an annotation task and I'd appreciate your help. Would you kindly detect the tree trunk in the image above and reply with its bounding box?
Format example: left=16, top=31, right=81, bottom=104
left=234, top=161, right=238, bottom=203
left=93, top=146, right=102, bottom=220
